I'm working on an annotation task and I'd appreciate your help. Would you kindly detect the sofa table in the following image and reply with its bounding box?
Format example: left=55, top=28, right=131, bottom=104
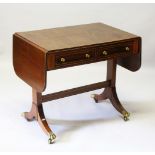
left=13, top=23, right=141, bottom=144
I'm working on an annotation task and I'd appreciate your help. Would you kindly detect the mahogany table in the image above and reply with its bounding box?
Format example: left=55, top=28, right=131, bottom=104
left=13, top=23, right=141, bottom=144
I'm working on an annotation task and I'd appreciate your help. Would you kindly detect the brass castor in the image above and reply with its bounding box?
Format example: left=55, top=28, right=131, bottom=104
left=123, top=116, right=128, bottom=121
left=122, top=111, right=130, bottom=121
left=91, top=94, right=98, bottom=103
left=48, top=133, right=56, bottom=144
left=48, top=138, right=54, bottom=144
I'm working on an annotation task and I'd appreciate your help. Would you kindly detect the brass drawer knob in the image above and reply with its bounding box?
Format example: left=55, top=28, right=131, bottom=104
left=60, top=58, right=65, bottom=62
left=85, top=53, right=90, bottom=58
left=125, top=47, right=130, bottom=51
left=102, top=51, right=108, bottom=55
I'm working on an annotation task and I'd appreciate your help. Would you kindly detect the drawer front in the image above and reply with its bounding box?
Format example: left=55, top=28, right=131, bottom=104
left=55, top=48, right=96, bottom=68
left=96, top=41, right=134, bottom=60
left=47, top=39, right=139, bottom=70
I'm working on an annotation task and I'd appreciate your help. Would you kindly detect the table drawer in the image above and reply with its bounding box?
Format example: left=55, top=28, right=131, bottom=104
left=96, top=41, right=134, bottom=60
left=47, top=40, right=139, bottom=70
left=55, top=49, right=96, bottom=68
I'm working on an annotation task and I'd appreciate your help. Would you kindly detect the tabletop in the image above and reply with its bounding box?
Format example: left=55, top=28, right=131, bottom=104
left=15, top=23, right=139, bottom=52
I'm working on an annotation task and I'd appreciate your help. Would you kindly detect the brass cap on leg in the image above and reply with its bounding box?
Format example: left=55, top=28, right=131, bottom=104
left=122, top=110, right=130, bottom=121
left=48, top=132, right=56, bottom=144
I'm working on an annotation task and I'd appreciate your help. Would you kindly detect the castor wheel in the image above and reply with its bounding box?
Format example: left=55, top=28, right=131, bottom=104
left=123, top=116, right=128, bottom=121
left=122, top=111, right=130, bottom=121
left=48, top=138, right=55, bottom=144
left=91, top=94, right=98, bottom=103
left=48, top=133, right=56, bottom=144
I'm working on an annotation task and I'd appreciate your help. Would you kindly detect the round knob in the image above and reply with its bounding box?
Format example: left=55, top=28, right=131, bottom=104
left=85, top=53, right=90, bottom=58
left=125, top=47, right=130, bottom=51
left=60, top=58, right=65, bottom=62
left=102, top=51, right=108, bottom=55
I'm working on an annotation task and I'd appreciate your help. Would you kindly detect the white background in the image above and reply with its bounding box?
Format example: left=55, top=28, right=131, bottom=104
left=0, top=3, right=155, bottom=151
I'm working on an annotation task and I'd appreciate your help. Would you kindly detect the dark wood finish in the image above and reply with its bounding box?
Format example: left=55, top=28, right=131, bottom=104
left=93, top=59, right=128, bottom=115
left=13, top=34, right=47, bottom=92
left=13, top=23, right=142, bottom=143
left=42, top=81, right=110, bottom=103
left=24, top=89, right=55, bottom=136
left=13, top=23, right=141, bottom=92
left=16, top=23, right=139, bottom=52
left=23, top=89, right=41, bottom=121
left=47, top=39, right=139, bottom=70
left=117, top=38, right=142, bottom=71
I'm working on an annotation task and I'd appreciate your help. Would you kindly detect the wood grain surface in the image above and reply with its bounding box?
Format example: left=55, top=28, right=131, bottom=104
left=16, top=23, right=139, bottom=52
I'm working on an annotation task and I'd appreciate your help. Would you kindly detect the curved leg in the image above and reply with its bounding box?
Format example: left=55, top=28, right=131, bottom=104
left=91, top=87, right=108, bottom=103
left=37, top=104, right=56, bottom=144
left=22, top=103, right=37, bottom=121
left=109, top=87, right=130, bottom=121
left=92, top=87, right=129, bottom=120
left=22, top=89, right=56, bottom=144
left=91, top=59, right=130, bottom=121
